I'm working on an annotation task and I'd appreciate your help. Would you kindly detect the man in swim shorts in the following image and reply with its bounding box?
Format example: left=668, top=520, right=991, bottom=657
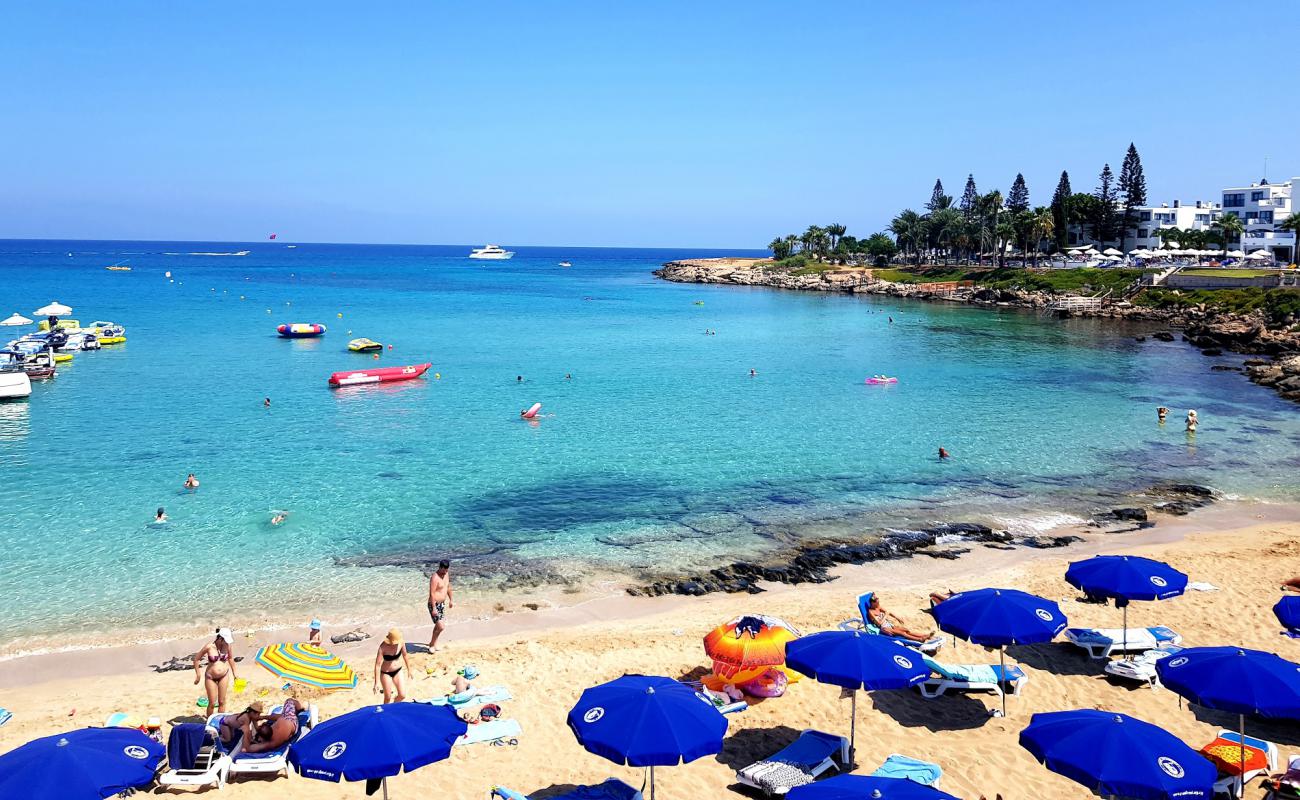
left=427, top=560, right=453, bottom=651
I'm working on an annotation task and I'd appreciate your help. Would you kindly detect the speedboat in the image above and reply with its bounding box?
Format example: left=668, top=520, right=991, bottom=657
left=329, top=363, right=431, bottom=387
left=348, top=337, right=383, bottom=352
left=468, top=244, right=514, bottom=260
left=2, top=345, right=56, bottom=380
left=0, top=360, right=32, bottom=399
left=277, top=323, right=326, bottom=338
left=86, top=321, right=126, bottom=343
left=64, top=332, right=100, bottom=351
left=558, top=261, right=572, bottom=267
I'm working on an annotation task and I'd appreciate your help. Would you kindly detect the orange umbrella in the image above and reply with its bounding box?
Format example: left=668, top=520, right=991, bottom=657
left=703, top=615, right=800, bottom=679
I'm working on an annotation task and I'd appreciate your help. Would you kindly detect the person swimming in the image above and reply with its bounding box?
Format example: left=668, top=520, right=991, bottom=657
left=271, top=512, right=288, bottom=526
left=749, top=369, right=757, bottom=377
left=183, top=473, right=200, bottom=490
left=264, top=397, right=271, bottom=408
left=516, top=375, right=523, bottom=383
left=938, top=447, right=950, bottom=459
left=155, top=507, right=167, bottom=523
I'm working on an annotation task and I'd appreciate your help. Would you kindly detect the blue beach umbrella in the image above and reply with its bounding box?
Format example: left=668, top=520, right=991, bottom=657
left=1156, top=647, right=1300, bottom=796
left=1065, top=555, right=1188, bottom=657
left=0, top=727, right=164, bottom=799
left=785, top=630, right=928, bottom=762
left=1020, top=710, right=1216, bottom=799
left=1274, top=596, right=1300, bottom=633
left=931, top=588, right=1066, bottom=716
left=787, top=774, right=960, bottom=799
left=289, top=703, right=467, bottom=799
left=567, top=674, right=727, bottom=800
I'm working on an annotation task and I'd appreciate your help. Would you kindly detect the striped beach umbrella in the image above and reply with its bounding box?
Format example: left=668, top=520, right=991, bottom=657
left=255, top=643, right=358, bottom=690
left=703, top=614, right=800, bottom=678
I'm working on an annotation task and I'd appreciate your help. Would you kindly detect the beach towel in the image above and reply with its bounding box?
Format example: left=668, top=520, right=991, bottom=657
left=922, top=657, right=999, bottom=684
left=167, top=723, right=208, bottom=770
left=871, top=754, right=943, bottom=786
left=0, top=708, right=11, bottom=727
left=454, top=718, right=522, bottom=746
left=1188, top=581, right=1219, bottom=592
left=419, top=685, right=511, bottom=706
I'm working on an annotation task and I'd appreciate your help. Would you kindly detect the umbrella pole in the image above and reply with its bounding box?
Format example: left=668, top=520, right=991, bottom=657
left=1239, top=713, right=1245, bottom=797
left=650, top=765, right=655, bottom=800
left=849, top=690, right=858, bottom=768
left=1122, top=603, right=1128, bottom=660
left=1000, top=648, right=1007, bottom=717
left=383, top=776, right=389, bottom=800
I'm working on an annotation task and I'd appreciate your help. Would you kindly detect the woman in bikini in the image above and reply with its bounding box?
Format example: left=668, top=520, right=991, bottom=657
left=867, top=595, right=934, bottom=643
left=216, top=701, right=263, bottom=749
left=373, top=628, right=410, bottom=703
left=193, top=628, right=237, bottom=715
left=242, top=698, right=303, bottom=753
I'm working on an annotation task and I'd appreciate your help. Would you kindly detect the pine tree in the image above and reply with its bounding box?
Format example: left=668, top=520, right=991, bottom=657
left=1007, top=173, right=1030, bottom=214
left=1118, top=143, right=1147, bottom=251
left=926, top=179, right=946, bottom=212
left=1050, top=171, right=1072, bottom=250
left=960, top=175, right=978, bottom=221
left=1093, top=164, right=1119, bottom=244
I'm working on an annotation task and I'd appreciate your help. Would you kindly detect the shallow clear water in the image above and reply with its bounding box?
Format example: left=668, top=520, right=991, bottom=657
left=2, top=240, right=1298, bottom=651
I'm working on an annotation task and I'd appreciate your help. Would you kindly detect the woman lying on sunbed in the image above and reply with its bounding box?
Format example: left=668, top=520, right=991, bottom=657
left=242, top=698, right=302, bottom=753
left=868, top=594, right=935, bottom=643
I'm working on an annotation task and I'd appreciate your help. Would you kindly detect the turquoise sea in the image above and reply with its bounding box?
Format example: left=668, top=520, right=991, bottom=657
left=2, top=240, right=1299, bottom=654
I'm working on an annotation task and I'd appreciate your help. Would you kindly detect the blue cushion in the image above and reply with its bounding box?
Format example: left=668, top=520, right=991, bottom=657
left=769, top=730, right=844, bottom=767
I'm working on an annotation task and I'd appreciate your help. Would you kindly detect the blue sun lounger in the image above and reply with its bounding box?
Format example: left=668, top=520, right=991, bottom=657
left=837, top=592, right=943, bottom=655
left=491, top=778, right=642, bottom=800
left=735, top=729, right=850, bottom=795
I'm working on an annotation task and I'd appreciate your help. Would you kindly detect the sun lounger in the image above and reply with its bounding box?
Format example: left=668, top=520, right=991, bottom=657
left=1103, top=644, right=1183, bottom=685
left=419, top=685, right=512, bottom=706
left=735, top=729, right=850, bottom=796
left=491, top=778, right=643, bottom=800
left=870, top=754, right=943, bottom=786
left=228, top=703, right=316, bottom=780
left=1265, top=755, right=1300, bottom=799
left=455, top=718, right=522, bottom=747
left=1063, top=626, right=1181, bottom=659
left=1201, top=730, right=1278, bottom=798
left=837, top=592, right=943, bottom=655
left=917, top=655, right=1027, bottom=699
left=158, top=721, right=231, bottom=790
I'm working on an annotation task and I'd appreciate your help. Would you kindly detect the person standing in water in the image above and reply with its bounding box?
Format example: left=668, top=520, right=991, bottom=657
left=1157, top=406, right=1169, bottom=424
left=1186, top=409, right=1198, bottom=432
left=426, top=560, right=453, bottom=651
left=155, top=507, right=167, bottom=523
left=183, top=473, right=200, bottom=490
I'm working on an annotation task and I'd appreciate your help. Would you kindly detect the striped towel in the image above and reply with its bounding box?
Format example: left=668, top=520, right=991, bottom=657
left=455, top=718, right=521, bottom=746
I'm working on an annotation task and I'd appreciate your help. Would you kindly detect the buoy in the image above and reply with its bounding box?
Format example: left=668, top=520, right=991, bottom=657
left=165, top=271, right=172, bottom=278
left=435, top=373, right=441, bottom=380
left=387, top=344, right=393, bottom=350
left=337, top=312, right=343, bottom=318
left=372, top=353, right=379, bottom=359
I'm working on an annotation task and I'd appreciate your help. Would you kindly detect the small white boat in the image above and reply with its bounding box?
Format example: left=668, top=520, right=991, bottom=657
left=469, top=244, right=514, bottom=260
left=0, top=363, right=31, bottom=399
left=558, top=261, right=572, bottom=267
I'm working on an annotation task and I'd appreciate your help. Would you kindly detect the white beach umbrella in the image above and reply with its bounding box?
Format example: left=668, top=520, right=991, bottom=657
left=1226, top=250, right=1246, bottom=258
left=1102, top=247, right=1123, bottom=256
left=0, top=313, right=33, bottom=327
left=1249, top=249, right=1271, bottom=256
left=1163, top=241, right=1180, bottom=249
left=1246, top=251, right=1271, bottom=261
left=1128, top=248, right=1147, bottom=256
left=34, top=301, right=72, bottom=317
left=1204, top=246, right=1222, bottom=253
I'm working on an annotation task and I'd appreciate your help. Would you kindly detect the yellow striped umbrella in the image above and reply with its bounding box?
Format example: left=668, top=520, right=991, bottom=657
left=254, top=643, right=357, bottom=690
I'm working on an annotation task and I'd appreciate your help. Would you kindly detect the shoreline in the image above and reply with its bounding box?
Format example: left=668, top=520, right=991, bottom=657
left=3, top=496, right=1293, bottom=688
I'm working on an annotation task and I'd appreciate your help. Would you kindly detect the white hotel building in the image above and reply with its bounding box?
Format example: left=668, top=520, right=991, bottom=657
left=1221, top=179, right=1296, bottom=262
left=1066, top=199, right=1220, bottom=249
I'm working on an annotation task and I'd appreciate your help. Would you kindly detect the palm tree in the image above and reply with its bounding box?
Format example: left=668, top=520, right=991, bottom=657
left=769, top=237, right=792, bottom=260
left=825, top=223, right=847, bottom=251
left=802, top=225, right=826, bottom=260
left=1279, top=213, right=1300, bottom=264
left=890, top=210, right=923, bottom=263
left=976, top=191, right=1003, bottom=266
left=994, top=220, right=1015, bottom=267
left=784, top=234, right=799, bottom=256
left=1030, top=206, right=1054, bottom=268
left=1211, top=213, right=1244, bottom=255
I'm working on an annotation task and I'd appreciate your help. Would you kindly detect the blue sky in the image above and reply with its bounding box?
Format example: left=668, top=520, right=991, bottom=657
left=1, top=1, right=1296, bottom=247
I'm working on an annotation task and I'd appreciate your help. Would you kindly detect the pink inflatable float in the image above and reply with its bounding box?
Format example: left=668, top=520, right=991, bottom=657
left=521, top=402, right=542, bottom=419
left=865, top=376, right=898, bottom=385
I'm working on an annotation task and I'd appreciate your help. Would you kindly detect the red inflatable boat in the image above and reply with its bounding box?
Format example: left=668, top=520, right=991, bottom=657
left=329, top=363, right=431, bottom=387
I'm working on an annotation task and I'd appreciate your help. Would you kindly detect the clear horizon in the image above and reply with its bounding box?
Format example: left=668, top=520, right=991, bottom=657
left=2, top=1, right=1297, bottom=248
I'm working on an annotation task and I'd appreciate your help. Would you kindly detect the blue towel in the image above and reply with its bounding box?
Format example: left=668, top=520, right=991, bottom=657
left=769, top=730, right=844, bottom=767
left=167, top=723, right=208, bottom=770
left=872, top=754, right=942, bottom=786
left=550, top=779, right=643, bottom=800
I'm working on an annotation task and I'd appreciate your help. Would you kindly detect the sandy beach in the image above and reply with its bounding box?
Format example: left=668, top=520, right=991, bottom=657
left=2, top=505, right=1298, bottom=798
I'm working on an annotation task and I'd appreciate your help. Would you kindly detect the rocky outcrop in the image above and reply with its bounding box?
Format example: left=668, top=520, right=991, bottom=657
left=330, top=629, right=371, bottom=645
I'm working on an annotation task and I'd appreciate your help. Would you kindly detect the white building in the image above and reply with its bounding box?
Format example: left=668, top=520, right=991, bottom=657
left=1066, top=199, right=1220, bottom=249
left=1221, top=178, right=1296, bottom=262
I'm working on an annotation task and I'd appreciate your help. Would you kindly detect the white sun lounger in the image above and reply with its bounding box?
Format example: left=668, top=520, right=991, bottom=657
left=1103, top=644, right=1183, bottom=685
left=228, top=702, right=316, bottom=780
left=1202, top=730, right=1277, bottom=798
left=917, top=656, right=1028, bottom=699
left=158, top=721, right=231, bottom=790
left=837, top=592, right=944, bottom=655
left=735, top=729, right=849, bottom=796
left=1063, top=626, right=1181, bottom=659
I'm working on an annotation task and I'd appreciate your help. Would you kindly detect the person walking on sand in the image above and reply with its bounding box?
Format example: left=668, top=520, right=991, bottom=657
left=427, top=560, right=454, bottom=651
left=193, top=628, right=237, bottom=715
left=1186, top=409, right=1198, bottom=432
left=183, top=473, right=200, bottom=490
left=373, top=628, right=411, bottom=703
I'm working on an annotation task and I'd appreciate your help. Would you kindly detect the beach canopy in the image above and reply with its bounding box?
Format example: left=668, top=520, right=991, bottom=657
left=1247, top=251, right=1271, bottom=260
left=785, top=630, right=929, bottom=760
left=0, top=313, right=32, bottom=326
left=255, top=642, right=358, bottom=690
left=34, top=301, right=72, bottom=317
left=0, top=727, right=164, bottom=800
left=1156, top=647, right=1300, bottom=719
left=1102, top=247, right=1124, bottom=256
left=1227, top=250, right=1246, bottom=258
left=289, top=703, right=465, bottom=798
left=703, top=614, right=800, bottom=679
left=787, top=774, right=960, bottom=799
left=1020, top=710, right=1216, bottom=800
left=931, top=588, right=1066, bottom=646
left=1275, top=596, right=1300, bottom=632
left=1249, top=249, right=1271, bottom=256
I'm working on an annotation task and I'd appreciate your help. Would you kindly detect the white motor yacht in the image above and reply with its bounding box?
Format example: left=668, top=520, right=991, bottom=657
left=0, top=360, right=32, bottom=399
left=469, top=244, right=515, bottom=260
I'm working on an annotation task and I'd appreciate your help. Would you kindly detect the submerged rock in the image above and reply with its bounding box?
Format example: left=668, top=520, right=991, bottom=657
left=330, top=629, right=370, bottom=645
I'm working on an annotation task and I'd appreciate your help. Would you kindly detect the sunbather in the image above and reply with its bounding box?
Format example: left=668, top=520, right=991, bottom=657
left=216, top=701, right=263, bottom=749
left=241, top=698, right=301, bottom=754
left=868, top=594, right=935, bottom=643
left=1283, top=577, right=1300, bottom=593
left=929, top=589, right=953, bottom=607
